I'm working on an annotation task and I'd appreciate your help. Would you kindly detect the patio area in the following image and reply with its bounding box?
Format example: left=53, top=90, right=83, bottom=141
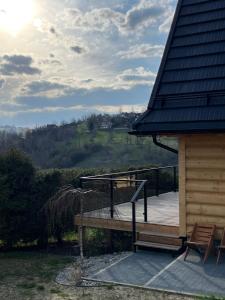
left=85, top=250, right=225, bottom=297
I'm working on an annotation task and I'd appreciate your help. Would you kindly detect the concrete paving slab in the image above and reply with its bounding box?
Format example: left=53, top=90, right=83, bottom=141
left=90, top=251, right=175, bottom=286
left=148, top=251, right=225, bottom=297
left=88, top=250, right=225, bottom=297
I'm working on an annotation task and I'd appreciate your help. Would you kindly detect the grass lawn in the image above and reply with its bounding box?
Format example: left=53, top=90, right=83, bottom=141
left=0, top=251, right=221, bottom=300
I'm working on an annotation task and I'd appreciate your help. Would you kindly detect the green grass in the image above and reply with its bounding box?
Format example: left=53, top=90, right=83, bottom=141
left=0, top=251, right=73, bottom=300
left=196, top=296, right=225, bottom=300
left=0, top=252, right=72, bottom=283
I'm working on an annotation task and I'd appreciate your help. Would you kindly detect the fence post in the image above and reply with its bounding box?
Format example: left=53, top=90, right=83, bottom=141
left=155, top=169, right=159, bottom=196
left=173, top=166, right=177, bottom=192
left=132, top=202, right=137, bottom=252
left=135, top=172, right=138, bottom=190
left=80, top=178, right=83, bottom=189
left=144, top=184, right=148, bottom=222
left=110, top=180, right=114, bottom=219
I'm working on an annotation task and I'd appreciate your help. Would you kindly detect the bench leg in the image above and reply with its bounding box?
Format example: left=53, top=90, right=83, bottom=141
left=203, top=242, right=213, bottom=264
left=217, top=249, right=222, bottom=265
left=184, top=247, right=190, bottom=261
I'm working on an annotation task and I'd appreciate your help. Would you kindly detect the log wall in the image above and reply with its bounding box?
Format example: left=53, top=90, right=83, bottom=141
left=179, top=134, right=225, bottom=238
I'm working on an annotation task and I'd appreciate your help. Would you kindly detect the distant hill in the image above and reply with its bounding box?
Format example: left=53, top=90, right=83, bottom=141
left=0, top=125, right=29, bottom=136
left=0, top=113, right=178, bottom=169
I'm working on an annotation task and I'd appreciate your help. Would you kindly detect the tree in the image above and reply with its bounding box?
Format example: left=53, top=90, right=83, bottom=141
left=0, top=149, right=35, bottom=248
left=33, top=170, right=62, bottom=247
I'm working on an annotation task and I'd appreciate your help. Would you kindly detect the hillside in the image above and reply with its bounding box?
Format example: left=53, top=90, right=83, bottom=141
left=0, top=113, right=178, bottom=169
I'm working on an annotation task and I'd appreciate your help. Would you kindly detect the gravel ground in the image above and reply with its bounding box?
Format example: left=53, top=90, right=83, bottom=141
left=56, top=252, right=131, bottom=286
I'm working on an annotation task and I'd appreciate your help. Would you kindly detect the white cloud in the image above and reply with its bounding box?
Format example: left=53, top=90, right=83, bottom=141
left=0, top=0, right=176, bottom=126
left=21, top=80, right=75, bottom=98
left=115, top=67, right=156, bottom=89
left=159, top=13, right=174, bottom=33
left=62, top=0, right=174, bottom=35
left=117, top=44, right=164, bottom=59
left=0, top=54, right=41, bottom=76
left=0, top=78, right=5, bottom=88
left=65, top=7, right=124, bottom=33
left=18, top=66, right=155, bottom=100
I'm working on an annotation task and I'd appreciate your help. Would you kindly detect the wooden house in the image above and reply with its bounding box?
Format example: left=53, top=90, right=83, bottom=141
left=132, top=0, right=225, bottom=239
left=75, top=0, right=225, bottom=252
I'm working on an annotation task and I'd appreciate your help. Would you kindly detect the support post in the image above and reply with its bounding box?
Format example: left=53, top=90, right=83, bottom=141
left=132, top=202, right=137, bottom=252
left=155, top=169, right=159, bottom=196
left=110, top=180, right=114, bottom=219
left=135, top=172, right=138, bottom=190
left=173, top=166, right=177, bottom=192
left=79, top=194, right=84, bottom=263
left=80, top=178, right=83, bottom=189
left=144, top=184, right=148, bottom=222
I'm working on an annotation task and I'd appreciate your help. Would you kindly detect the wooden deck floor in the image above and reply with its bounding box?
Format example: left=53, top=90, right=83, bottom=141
left=84, top=192, right=178, bottom=226
left=75, top=192, right=179, bottom=233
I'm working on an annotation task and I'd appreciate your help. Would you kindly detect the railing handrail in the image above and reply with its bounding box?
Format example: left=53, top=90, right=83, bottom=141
left=130, top=180, right=147, bottom=203
left=80, top=177, right=146, bottom=183
left=81, top=165, right=178, bottom=180
left=79, top=165, right=178, bottom=252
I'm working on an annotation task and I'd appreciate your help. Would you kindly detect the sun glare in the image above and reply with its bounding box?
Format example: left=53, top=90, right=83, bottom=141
left=0, top=0, right=35, bottom=35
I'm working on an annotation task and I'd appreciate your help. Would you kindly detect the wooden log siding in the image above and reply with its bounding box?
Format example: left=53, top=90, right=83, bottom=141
left=179, top=134, right=225, bottom=238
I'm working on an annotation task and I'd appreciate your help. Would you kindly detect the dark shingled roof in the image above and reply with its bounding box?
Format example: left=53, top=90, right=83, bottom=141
left=132, top=0, right=225, bottom=135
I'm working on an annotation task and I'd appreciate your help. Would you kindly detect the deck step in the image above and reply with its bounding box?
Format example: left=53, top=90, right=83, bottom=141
left=138, top=231, right=182, bottom=247
left=135, top=241, right=181, bottom=252
left=139, top=231, right=179, bottom=239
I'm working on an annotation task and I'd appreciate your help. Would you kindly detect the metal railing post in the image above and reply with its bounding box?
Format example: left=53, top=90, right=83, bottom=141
left=144, top=184, right=148, bottom=222
left=132, top=202, right=137, bottom=252
left=110, top=180, right=114, bottom=219
left=80, top=178, right=83, bottom=189
left=155, top=169, right=159, bottom=196
left=135, top=172, right=138, bottom=190
left=173, top=166, right=177, bottom=192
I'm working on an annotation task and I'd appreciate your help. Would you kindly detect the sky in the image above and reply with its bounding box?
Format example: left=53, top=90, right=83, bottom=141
left=0, top=0, right=177, bottom=127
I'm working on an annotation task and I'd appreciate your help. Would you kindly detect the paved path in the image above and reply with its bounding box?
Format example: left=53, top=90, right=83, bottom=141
left=87, top=250, right=225, bottom=297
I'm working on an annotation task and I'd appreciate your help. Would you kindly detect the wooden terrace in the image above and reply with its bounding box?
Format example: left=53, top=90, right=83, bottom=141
left=75, top=192, right=179, bottom=232
left=75, top=167, right=183, bottom=251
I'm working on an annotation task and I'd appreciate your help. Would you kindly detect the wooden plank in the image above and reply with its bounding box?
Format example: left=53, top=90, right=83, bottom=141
left=138, top=234, right=182, bottom=246
left=185, top=134, right=225, bottom=146
left=135, top=241, right=181, bottom=251
left=187, top=225, right=224, bottom=239
left=187, top=203, right=225, bottom=218
left=186, top=169, right=225, bottom=181
left=186, top=158, right=225, bottom=170
left=186, top=180, right=225, bottom=193
left=186, top=191, right=225, bottom=205
left=186, top=146, right=225, bottom=158
left=187, top=215, right=225, bottom=227
left=74, top=216, right=179, bottom=235
left=179, top=136, right=187, bottom=237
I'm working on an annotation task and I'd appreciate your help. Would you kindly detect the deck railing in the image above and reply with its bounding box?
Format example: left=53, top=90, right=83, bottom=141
left=80, top=165, right=178, bottom=250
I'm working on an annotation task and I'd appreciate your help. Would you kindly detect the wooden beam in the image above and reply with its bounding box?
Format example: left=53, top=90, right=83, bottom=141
left=74, top=216, right=179, bottom=235
left=179, top=136, right=186, bottom=237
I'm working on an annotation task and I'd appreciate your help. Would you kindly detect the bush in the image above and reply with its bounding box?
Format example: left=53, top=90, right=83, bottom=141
left=0, top=150, right=64, bottom=248
left=0, top=149, right=35, bottom=248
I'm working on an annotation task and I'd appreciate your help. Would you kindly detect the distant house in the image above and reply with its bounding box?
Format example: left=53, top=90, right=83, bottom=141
left=99, top=120, right=112, bottom=130
left=132, top=0, right=225, bottom=238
